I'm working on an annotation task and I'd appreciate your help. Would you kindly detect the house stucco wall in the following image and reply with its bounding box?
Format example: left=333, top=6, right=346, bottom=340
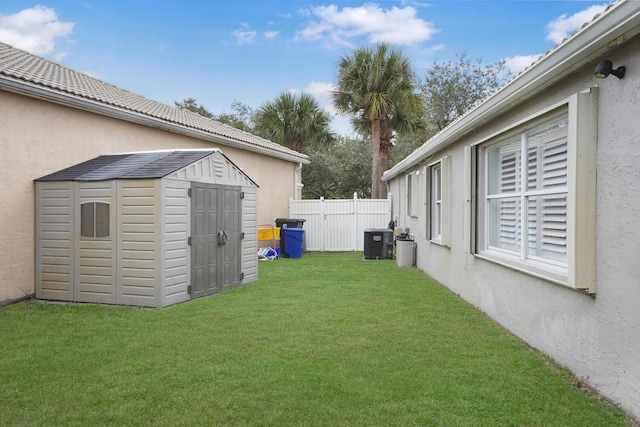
left=0, top=91, right=298, bottom=303
left=387, top=37, right=640, bottom=418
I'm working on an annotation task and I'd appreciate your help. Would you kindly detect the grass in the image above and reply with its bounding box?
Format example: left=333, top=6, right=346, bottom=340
left=0, top=252, right=630, bottom=426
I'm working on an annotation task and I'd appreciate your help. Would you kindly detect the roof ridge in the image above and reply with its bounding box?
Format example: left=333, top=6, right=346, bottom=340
left=0, top=41, right=130, bottom=94
left=0, top=41, right=307, bottom=162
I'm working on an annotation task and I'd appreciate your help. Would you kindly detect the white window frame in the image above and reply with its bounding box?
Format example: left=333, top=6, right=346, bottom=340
left=427, top=156, right=451, bottom=247
left=406, top=171, right=419, bottom=218
left=470, top=89, right=597, bottom=293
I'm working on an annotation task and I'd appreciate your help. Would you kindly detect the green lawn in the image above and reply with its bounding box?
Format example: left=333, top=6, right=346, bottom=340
left=0, top=252, right=630, bottom=426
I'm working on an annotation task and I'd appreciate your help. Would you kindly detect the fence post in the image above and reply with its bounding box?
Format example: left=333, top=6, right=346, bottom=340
left=353, top=192, right=359, bottom=251
left=320, top=197, right=325, bottom=251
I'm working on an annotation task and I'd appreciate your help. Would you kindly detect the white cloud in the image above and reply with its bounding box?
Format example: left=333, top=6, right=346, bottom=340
left=298, top=3, right=437, bottom=47
left=503, top=54, right=541, bottom=74
left=232, top=29, right=257, bottom=45
left=422, top=43, right=445, bottom=55
left=329, top=114, right=355, bottom=136
left=500, top=5, right=608, bottom=75
left=303, top=81, right=335, bottom=115
left=264, top=30, right=280, bottom=39
left=546, top=4, right=608, bottom=44
left=304, top=81, right=336, bottom=98
left=299, top=20, right=335, bottom=42
left=299, top=81, right=355, bottom=134
left=0, top=6, right=74, bottom=57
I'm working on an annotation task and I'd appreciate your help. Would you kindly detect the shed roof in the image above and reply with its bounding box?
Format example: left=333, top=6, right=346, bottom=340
left=35, top=150, right=232, bottom=181
left=0, top=42, right=308, bottom=165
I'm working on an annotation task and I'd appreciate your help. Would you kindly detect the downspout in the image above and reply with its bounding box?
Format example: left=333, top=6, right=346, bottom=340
left=294, top=162, right=304, bottom=200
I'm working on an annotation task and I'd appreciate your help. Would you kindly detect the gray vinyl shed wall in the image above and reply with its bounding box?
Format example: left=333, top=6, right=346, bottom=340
left=34, top=149, right=257, bottom=307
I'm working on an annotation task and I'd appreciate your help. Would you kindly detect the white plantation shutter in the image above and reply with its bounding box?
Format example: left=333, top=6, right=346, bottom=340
left=428, top=156, right=451, bottom=247
left=477, top=88, right=598, bottom=292
left=540, top=194, right=567, bottom=259
left=541, top=142, right=568, bottom=189
left=410, top=172, right=419, bottom=217
left=527, top=194, right=567, bottom=262
left=498, top=198, right=520, bottom=251
left=405, top=174, right=411, bottom=216
left=486, top=116, right=568, bottom=265
left=527, top=119, right=568, bottom=263
left=441, top=156, right=451, bottom=247
left=499, top=150, right=520, bottom=250
left=501, top=152, right=520, bottom=193
left=486, top=138, right=522, bottom=252
left=406, top=173, right=419, bottom=217
left=431, top=164, right=442, bottom=239
left=539, top=137, right=568, bottom=261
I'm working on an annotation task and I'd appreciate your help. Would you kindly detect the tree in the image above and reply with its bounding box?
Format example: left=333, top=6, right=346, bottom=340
left=303, top=137, right=371, bottom=199
left=215, top=100, right=256, bottom=132
left=176, top=98, right=256, bottom=132
left=332, top=43, right=423, bottom=199
left=421, top=52, right=509, bottom=134
left=253, top=92, right=334, bottom=153
left=174, top=97, right=214, bottom=119
left=388, top=131, right=430, bottom=167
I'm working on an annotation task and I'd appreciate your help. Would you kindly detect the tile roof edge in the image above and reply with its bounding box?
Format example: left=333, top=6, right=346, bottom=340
left=0, top=42, right=309, bottom=164
left=384, top=0, right=635, bottom=181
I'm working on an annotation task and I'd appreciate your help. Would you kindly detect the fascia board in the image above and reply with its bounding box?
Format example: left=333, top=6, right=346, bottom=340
left=0, top=78, right=310, bottom=165
left=383, top=0, right=640, bottom=182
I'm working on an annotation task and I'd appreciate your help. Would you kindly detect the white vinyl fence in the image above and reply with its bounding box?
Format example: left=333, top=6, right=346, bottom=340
left=289, top=194, right=392, bottom=252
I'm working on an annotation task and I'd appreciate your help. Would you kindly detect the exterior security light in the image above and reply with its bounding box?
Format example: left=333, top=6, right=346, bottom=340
left=594, top=60, right=625, bottom=79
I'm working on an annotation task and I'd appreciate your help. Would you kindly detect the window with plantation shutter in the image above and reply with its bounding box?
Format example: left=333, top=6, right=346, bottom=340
left=484, top=116, right=568, bottom=266
left=81, top=202, right=110, bottom=238
left=428, top=156, right=451, bottom=247
left=474, top=88, right=598, bottom=293
left=527, top=123, right=568, bottom=263
left=406, top=172, right=419, bottom=218
left=431, top=163, right=442, bottom=239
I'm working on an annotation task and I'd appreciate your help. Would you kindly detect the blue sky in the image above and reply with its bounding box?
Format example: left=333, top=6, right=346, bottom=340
left=0, top=1, right=610, bottom=135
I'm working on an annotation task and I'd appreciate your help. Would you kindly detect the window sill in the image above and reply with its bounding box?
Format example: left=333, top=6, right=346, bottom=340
left=474, top=250, right=584, bottom=292
left=429, top=238, right=449, bottom=248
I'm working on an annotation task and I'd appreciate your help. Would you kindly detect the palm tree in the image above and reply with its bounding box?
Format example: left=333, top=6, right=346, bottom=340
left=254, top=92, right=334, bottom=154
left=332, top=43, right=423, bottom=199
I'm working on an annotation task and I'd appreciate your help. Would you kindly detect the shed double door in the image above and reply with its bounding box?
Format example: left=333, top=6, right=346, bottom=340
left=191, top=183, right=242, bottom=298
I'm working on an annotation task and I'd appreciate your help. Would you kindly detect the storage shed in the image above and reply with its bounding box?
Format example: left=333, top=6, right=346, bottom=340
left=34, top=149, right=258, bottom=307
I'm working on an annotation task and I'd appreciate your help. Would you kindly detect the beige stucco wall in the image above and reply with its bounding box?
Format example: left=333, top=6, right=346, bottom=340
left=0, top=90, right=300, bottom=303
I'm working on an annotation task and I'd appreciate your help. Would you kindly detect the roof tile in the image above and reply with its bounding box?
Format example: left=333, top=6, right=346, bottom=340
left=0, top=42, right=307, bottom=162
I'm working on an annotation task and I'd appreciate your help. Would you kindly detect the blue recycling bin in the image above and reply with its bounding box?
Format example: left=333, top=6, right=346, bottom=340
left=283, top=228, right=304, bottom=258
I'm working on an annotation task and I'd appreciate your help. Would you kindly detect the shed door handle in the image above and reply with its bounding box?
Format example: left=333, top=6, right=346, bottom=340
left=218, top=230, right=228, bottom=246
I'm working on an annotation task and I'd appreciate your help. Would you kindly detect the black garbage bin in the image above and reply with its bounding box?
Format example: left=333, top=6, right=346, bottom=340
left=275, top=218, right=306, bottom=229
left=275, top=218, right=306, bottom=257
